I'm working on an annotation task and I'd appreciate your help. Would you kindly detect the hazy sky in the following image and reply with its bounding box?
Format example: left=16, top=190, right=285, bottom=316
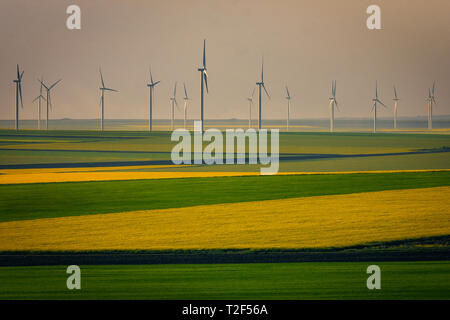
left=0, top=0, right=449, bottom=120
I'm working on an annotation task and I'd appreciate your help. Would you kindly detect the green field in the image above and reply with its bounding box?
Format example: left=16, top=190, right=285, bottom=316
left=0, top=262, right=448, bottom=299
left=1, top=130, right=450, bottom=173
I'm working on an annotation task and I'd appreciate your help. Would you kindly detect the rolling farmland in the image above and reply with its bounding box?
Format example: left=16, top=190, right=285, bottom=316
left=0, top=129, right=449, bottom=299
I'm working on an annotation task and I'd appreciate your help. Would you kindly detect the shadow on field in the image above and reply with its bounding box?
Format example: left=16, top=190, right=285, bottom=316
left=1, top=236, right=448, bottom=266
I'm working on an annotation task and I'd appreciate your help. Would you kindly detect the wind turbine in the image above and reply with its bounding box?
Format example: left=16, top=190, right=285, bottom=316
left=247, top=87, right=255, bottom=128
left=169, top=82, right=178, bottom=130
left=328, top=80, right=339, bottom=133
left=256, top=57, right=270, bottom=130
left=285, top=86, right=291, bottom=131
left=99, top=68, right=118, bottom=132
left=370, top=81, right=387, bottom=133
left=393, top=85, right=400, bottom=129
left=146, top=67, right=160, bottom=132
left=183, top=83, right=191, bottom=129
left=426, top=81, right=436, bottom=130
left=32, top=77, right=46, bottom=130
left=197, top=39, right=208, bottom=133
left=13, top=65, right=24, bottom=131
left=39, top=78, right=62, bottom=130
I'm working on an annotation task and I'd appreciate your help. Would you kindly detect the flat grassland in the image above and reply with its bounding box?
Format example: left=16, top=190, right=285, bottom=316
left=0, top=262, right=448, bottom=299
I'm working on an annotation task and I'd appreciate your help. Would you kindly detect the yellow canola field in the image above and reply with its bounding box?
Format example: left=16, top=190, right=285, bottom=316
left=0, top=186, right=449, bottom=251
left=0, top=168, right=449, bottom=184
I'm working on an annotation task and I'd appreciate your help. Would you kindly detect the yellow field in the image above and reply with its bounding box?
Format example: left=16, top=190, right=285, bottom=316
left=0, top=168, right=449, bottom=184
left=0, top=186, right=448, bottom=251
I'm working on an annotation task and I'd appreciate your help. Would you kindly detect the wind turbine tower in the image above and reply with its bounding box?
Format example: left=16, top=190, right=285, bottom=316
left=146, top=67, right=160, bottom=132
left=13, top=65, right=24, bottom=131
left=256, top=57, right=270, bottom=130
left=99, top=68, right=118, bottom=132
left=393, top=86, right=400, bottom=129
left=169, top=82, right=178, bottom=130
left=197, top=39, right=208, bottom=133
left=183, top=83, right=191, bottom=129
left=247, top=88, right=255, bottom=128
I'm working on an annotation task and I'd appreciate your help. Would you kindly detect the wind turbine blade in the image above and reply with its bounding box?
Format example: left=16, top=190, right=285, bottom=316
left=103, top=88, right=118, bottom=92
left=184, top=83, right=188, bottom=99
left=335, top=100, right=340, bottom=111
left=173, top=82, right=177, bottom=97
left=375, top=80, right=378, bottom=98
left=203, top=39, right=206, bottom=68
left=263, top=84, right=270, bottom=99
left=16, top=64, right=20, bottom=79
left=49, top=79, right=62, bottom=90
left=204, top=72, right=209, bottom=93
left=149, top=66, right=153, bottom=84
left=432, top=81, right=435, bottom=95
left=39, top=79, right=49, bottom=90
left=286, top=86, right=290, bottom=99
left=334, top=80, right=337, bottom=97
left=18, top=83, right=23, bottom=109
left=20, top=71, right=24, bottom=80
left=39, top=79, right=44, bottom=94
left=393, top=85, right=397, bottom=99
left=251, top=87, right=255, bottom=98
left=261, top=57, right=264, bottom=82
left=153, top=81, right=160, bottom=86
left=99, top=68, right=105, bottom=88
left=377, top=99, right=387, bottom=108
left=32, top=96, right=39, bottom=103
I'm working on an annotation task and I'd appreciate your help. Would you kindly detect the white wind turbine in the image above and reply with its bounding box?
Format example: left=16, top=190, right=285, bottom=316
left=32, top=77, right=46, bottom=130
left=99, top=68, right=118, bottom=132
left=256, top=57, right=270, bottom=130
left=197, top=39, right=208, bottom=133
left=183, top=83, right=191, bottom=129
left=247, top=87, right=255, bottom=128
left=393, top=85, right=400, bottom=129
left=13, top=65, right=24, bottom=131
left=169, top=82, right=179, bottom=130
left=371, top=81, right=387, bottom=133
left=285, top=86, right=292, bottom=131
left=39, top=78, right=62, bottom=131
left=146, top=67, right=160, bottom=132
left=426, top=81, right=436, bottom=130
left=328, top=80, right=339, bottom=133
